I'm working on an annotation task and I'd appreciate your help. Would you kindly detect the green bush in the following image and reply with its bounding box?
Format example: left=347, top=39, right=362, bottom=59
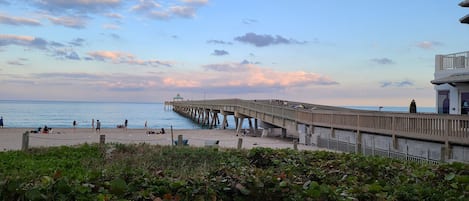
left=0, top=144, right=468, bottom=200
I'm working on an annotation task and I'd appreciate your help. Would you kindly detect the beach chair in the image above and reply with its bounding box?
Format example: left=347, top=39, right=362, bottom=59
left=174, top=139, right=189, bottom=146
left=204, top=140, right=219, bottom=147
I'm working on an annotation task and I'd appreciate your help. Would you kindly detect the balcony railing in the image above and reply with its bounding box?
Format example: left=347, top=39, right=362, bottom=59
left=436, top=51, right=469, bottom=71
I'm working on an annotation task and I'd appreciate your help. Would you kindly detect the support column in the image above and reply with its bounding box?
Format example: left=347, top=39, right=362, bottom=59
left=355, top=130, right=362, bottom=154
left=248, top=118, right=254, bottom=134
left=236, top=117, right=244, bottom=135
left=281, top=128, right=287, bottom=138
left=222, top=114, right=228, bottom=129
left=254, top=119, right=258, bottom=134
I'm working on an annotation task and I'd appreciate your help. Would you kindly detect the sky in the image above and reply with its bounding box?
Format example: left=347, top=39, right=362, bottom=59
left=1, top=0, right=469, bottom=107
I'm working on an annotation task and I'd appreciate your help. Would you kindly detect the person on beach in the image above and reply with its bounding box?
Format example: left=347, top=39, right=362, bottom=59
left=43, top=125, right=49, bottom=134
left=144, top=121, right=147, bottom=129
left=124, top=119, right=128, bottom=131
left=73, top=120, right=77, bottom=128
left=96, top=120, right=101, bottom=133
left=0, top=116, right=3, bottom=128
left=92, top=118, right=95, bottom=129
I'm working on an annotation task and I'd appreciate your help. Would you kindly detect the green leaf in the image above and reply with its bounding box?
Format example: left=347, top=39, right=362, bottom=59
left=445, top=173, right=456, bottom=181
left=110, top=178, right=127, bottom=195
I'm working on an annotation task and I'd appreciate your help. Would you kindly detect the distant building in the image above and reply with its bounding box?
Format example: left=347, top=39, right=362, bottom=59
left=430, top=2, right=469, bottom=114
left=173, top=93, right=184, bottom=101
left=431, top=51, right=469, bottom=114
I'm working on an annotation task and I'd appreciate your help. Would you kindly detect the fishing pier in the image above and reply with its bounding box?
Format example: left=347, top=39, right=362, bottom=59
left=167, top=99, right=469, bottom=163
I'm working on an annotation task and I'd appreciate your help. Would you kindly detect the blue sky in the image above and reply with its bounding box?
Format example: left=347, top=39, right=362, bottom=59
left=1, top=0, right=469, bottom=106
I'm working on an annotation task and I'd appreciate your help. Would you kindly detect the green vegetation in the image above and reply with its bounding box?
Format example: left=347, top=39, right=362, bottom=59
left=1, top=143, right=468, bottom=200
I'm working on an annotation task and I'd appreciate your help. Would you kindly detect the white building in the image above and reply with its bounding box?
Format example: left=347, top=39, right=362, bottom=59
left=431, top=51, right=469, bottom=114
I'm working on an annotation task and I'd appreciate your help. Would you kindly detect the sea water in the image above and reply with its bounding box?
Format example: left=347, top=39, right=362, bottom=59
left=0, top=100, right=200, bottom=129
left=0, top=100, right=436, bottom=129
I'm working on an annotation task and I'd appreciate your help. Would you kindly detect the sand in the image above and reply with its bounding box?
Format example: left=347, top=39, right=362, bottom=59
left=0, top=127, right=323, bottom=151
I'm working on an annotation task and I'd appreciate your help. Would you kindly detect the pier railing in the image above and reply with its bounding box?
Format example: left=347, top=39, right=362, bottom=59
left=168, top=99, right=469, bottom=146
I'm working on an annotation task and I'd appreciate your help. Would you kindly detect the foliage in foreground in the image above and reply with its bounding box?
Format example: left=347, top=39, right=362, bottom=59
left=0, top=143, right=468, bottom=201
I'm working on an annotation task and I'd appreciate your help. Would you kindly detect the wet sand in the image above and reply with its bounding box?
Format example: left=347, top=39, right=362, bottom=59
left=0, top=128, right=323, bottom=151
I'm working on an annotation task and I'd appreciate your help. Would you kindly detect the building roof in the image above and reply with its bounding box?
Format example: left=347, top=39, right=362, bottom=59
left=431, top=73, right=469, bottom=85
left=461, top=14, right=469, bottom=24
left=460, top=0, right=469, bottom=7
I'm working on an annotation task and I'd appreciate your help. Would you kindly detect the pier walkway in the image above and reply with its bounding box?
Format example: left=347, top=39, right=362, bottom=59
left=167, top=99, right=469, bottom=163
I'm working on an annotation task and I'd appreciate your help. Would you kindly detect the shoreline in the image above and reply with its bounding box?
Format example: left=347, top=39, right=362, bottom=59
left=0, top=128, right=323, bottom=152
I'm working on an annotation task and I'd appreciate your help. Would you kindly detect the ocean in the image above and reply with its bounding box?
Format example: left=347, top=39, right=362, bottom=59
left=0, top=100, right=200, bottom=129
left=0, top=100, right=436, bottom=129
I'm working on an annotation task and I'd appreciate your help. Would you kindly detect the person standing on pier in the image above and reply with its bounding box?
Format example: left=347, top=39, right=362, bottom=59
left=409, top=99, right=417, bottom=113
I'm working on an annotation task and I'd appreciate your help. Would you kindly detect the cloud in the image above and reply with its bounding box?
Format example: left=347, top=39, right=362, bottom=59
left=69, top=38, right=85, bottom=46
left=202, top=62, right=248, bottom=72
left=211, top=49, right=228, bottom=56
left=182, top=0, right=209, bottom=6
left=169, top=6, right=195, bottom=18
left=49, top=41, right=65, bottom=47
left=110, top=33, right=120, bottom=39
left=103, top=23, right=120, bottom=30
left=0, top=34, right=48, bottom=49
left=207, top=39, right=232, bottom=45
left=371, top=58, right=394, bottom=65
left=240, top=59, right=260, bottom=65
left=105, top=13, right=123, bottom=19
left=131, top=0, right=161, bottom=12
left=34, top=0, right=122, bottom=14
left=7, top=60, right=25, bottom=66
left=234, top=32, right=306, bottom=47
left=0, top=13, right=41, bottom=26
left=380, top=80, right=414, bottom=88
left=51, top=48, right=81, bottom=60
left=199, top=62, right=338, bottom=90
left=87, top=50, right=173, bottom=67
left=46, top=15, right=87, bottom=29
left=242, top=18, right=257, bottom=24
left=416, top=41, right=443, bottom=49
left=131, top=0, right=208, bottom=20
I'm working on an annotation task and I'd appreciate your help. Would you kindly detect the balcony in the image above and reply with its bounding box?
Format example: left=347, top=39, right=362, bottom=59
left=435, top=51, right=469, bottom=71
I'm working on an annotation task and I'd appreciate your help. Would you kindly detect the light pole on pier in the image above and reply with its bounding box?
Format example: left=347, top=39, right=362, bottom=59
left=460, top=0, right=469, bottom=24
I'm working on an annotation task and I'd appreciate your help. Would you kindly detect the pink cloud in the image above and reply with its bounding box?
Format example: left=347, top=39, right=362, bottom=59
left=87, top=50, right=173, bottom=67
left=201, top=62, right=338, bottom=88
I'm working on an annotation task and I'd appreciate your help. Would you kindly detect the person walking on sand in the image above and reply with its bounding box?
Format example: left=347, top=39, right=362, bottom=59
left=144, top=120, right=147, bottom=129
left=73, top=120, right=77, bottom=128
left=124, top=119, right=128, bottom=131
left=96, top=120, right=101, bottom=133
left=92, top=118, right=95, bottom=129
left=0, top=116, right=3, bottom=128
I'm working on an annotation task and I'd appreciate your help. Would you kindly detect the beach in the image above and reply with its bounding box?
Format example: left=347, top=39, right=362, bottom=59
left=0, top=127, right=323, bottom=151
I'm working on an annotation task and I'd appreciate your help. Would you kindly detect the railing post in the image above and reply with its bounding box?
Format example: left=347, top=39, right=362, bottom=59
left=21, top=131, right=29, bottom=151
left=355, top=130, right=362, bottom=154
left=392, top=116, right=398, bottom=149
left=443, top=119, right=451, bottom=161
left=178, top=135, right=183, bottom=147
left=237, top=138, right=243, bottom=149
left=99, top=134, right=105, bottom=145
